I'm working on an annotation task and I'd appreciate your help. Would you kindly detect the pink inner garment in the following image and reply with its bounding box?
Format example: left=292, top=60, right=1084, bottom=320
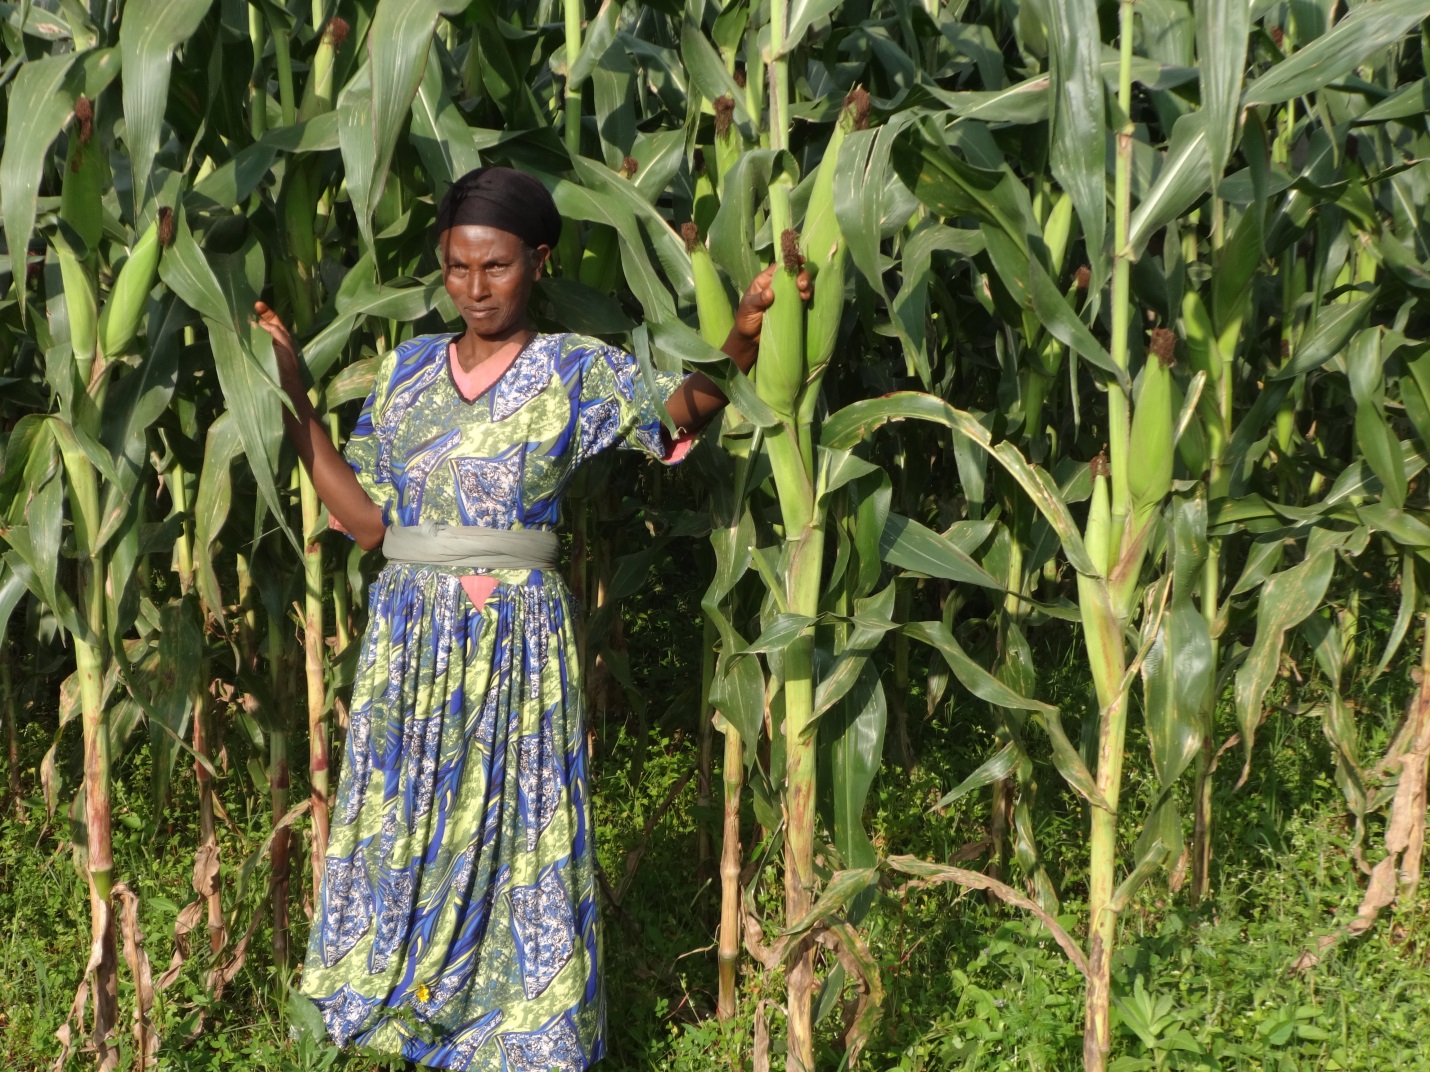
left=448, top=339, right=522, bottom=403
left=662, top=427, right=697, bottom=464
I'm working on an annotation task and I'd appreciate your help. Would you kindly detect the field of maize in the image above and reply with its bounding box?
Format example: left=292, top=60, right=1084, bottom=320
left=3, top=0, right=1430, bottom=1068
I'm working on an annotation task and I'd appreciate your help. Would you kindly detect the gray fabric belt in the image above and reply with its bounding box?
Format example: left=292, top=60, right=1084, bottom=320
left=382, top=521, right=560, bottom=570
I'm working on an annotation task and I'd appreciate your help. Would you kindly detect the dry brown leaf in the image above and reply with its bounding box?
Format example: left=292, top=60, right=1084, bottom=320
left=155, top=899, right=205, bottom=991
left=52, top=900, right=114, bottom=1072
left=752, top=999, right=772, bottom=1072
left=112, top=883, right=158, bottom=1071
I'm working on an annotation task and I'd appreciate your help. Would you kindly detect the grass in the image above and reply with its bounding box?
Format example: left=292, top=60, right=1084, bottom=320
left=2, top=520, right=1429, bottom=1072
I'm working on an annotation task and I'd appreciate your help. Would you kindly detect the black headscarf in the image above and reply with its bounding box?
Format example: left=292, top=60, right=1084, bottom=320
left=434, top=166, right=562, bottom=249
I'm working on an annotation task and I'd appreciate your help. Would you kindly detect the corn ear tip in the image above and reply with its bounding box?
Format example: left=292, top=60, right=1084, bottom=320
left=1149, top=327, right=1176, bottom=366
left=842, top=86, right=871, bottom=131
left=73, top=96, right=94, bottom=145
left=713, top=96, right=735, bottom=139
left=779, top=230, right=802, bottom=274
left=324, top=16, right=350, bottom=49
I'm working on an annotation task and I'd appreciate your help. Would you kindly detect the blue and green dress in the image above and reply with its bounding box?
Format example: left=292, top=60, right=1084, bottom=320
left=299, top=331, right=690, bottom=1070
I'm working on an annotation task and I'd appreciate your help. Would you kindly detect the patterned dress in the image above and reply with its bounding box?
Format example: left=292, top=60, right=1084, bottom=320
left=299, top=331, right=689, bottom=1070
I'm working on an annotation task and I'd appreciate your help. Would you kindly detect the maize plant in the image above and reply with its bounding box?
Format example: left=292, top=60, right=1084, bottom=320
left=4, top=0, right=1430, bottom=1069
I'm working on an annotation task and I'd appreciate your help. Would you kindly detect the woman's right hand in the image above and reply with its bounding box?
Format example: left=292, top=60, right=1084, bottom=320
left=253, top=301, right=303, bottom=393
left=251, top=302, right=387, bottom=549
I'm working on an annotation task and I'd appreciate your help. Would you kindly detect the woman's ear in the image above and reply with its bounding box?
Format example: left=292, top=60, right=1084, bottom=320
left=530, top=244, right=551, bottom=280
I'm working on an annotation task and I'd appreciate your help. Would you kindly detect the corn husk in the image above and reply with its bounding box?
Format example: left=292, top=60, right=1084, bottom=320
left=98, top=210, right=169, bottom=359
left=755, top=229, right=804, bottom=420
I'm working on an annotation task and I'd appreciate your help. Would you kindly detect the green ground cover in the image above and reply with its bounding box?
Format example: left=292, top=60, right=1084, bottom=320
left=2, top=535, right=1426, bottom=1072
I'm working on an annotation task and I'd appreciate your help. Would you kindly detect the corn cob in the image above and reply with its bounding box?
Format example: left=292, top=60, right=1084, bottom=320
left=712, top=96, right=741, bottom=194
left=683, top=223, right=734, bottom=348
left=299, top=17, right=349, bottom=120
left=801, top=89, right=864, bottom=393
left=755, top=229, right=805, bottom=420
left=98, top=208, right=171, bottom=359
left=61, top=98, right=104, bottom=254
left=579, top=225, right=621, bottom=294
left=693, top=148, right=718, bottom=237
left=1085, top=451, right=1112, bottom=577
left=1042, top=191, right=1075, bottom=281
left=59, top=97, right=104, bottom=375
left=1127, top=327, right=1177, bottom=521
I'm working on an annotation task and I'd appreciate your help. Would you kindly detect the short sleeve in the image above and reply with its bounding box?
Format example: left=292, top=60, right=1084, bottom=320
left=573, top=338, right=695, bottom=465
left=340, top=348, right=399, bottom=529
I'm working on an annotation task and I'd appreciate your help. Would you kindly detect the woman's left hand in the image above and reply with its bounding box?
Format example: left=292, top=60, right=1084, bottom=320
left=732, top=262, right=814, bottom=347
left=662, top=260, right=814, bottom=435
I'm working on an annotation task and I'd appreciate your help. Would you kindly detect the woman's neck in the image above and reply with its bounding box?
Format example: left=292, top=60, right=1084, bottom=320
left=452, top=320, right=534, bottom=373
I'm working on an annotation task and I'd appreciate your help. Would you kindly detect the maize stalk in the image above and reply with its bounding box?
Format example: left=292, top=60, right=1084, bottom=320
left=716, top=706, right=743, bottom=1020
left=168, top=464, right=225, bottom=953
left=1083, top=3, right=1138, bottom=1066
left=58, top=423, right=120, bottom=1068
left=1078, top=453, right=1128, bottom=1072
left=248, top=6, right=267, bottom=139
left=563, top=0, right=582, bottom=157
left=1102, top=0, right=1136, bottom=576
left=697, top=619, right=716, bottom=871
left=266, top=602, right=293, bottom=976
left=298, top=462, right=331, bottom=885
left=3, top=642, right=17, bottom=815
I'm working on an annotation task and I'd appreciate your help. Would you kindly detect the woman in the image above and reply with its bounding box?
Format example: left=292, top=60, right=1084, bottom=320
left=255, top=165, right=809, bottom=1071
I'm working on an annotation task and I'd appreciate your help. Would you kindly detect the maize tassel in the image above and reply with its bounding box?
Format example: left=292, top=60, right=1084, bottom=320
left=683, top=223, right=734, bottom=348
left=98, top=208, right=172, bottom=359
left=755, top=229, right=805, bottom=421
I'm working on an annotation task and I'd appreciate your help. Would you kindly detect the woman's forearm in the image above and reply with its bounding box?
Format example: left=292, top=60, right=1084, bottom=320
left=280, top=380, right=387, bottom=551
left=663, top=328, right=757, bottom=433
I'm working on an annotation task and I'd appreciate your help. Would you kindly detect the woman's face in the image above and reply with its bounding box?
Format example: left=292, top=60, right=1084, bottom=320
left=440, top=225, right=549, bottom=338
